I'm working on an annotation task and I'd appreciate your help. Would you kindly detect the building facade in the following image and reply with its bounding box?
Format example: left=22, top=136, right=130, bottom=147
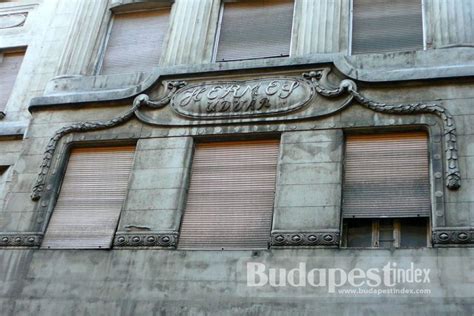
left=0, top=0, right=474, bottom=314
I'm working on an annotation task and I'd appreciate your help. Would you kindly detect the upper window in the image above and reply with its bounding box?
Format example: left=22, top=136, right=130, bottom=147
left=42, top=146, right=135, bottom=249
left=100, top=8, right=170, bottom=75
left=179, top=139, right=279, bottom=250
left=0, top=51, right=25, bottom=115
left=342, top=132, right=431, bottom=248
left=214, top=0, right=294, bottom=62
left=352, top=0, right=424, bottom=54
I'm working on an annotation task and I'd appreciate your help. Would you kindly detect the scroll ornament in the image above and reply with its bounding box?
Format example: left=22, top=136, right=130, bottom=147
left=31, top=72, right=461, bottom=201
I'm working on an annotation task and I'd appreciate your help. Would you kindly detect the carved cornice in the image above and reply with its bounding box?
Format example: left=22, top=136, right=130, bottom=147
left=270, top=231, right=340, bottom=247
left=433, top=229, right=474, bottom=244
left=303, top=70, right=461, bottom=190
left=113, top=232, right=178, bottom=248
left=0, top=232, right=43, bottom=247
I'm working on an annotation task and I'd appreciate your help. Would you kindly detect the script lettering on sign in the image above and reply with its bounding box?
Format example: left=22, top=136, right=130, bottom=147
left=170, top=78, right=314, bottom=119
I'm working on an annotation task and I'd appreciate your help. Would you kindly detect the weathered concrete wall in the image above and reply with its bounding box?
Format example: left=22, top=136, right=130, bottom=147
left=119, top=137, right=193, bottom=232
left=274, top=130, right=342, bottom=231
left=0, top=248, right=473, bottom=315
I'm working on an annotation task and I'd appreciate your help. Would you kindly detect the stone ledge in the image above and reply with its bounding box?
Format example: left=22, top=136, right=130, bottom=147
left=29, top=48, right=474, bottom=111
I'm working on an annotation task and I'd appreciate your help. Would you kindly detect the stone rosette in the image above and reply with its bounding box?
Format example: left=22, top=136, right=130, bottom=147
left=433, top=229, right=474, bottom=244
left=270, top=231, right=340, bottom=247
left=0, top=232, right=43, bottom=247
left=113, top=232, right=179, bottom=248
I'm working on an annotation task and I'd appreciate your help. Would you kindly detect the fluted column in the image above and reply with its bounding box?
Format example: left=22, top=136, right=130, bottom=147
left=56, top=0, right=110, bottom=75
left=291, top=0, right=350, bottom=56
left=424, top=0, right=474, bottom=49
left=160, top=0, right=220, bottom=66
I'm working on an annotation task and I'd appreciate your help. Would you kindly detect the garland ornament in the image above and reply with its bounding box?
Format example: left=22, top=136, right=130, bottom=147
left=303, top=70, right=461, bottom=190
left=30, top=81, right=186, bottom=201
left=30, top=71, right=461, bottom=201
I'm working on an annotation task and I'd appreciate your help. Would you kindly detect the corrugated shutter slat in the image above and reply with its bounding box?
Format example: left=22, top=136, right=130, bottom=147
left=42, top=146, right=135, bottom=249
left=343, top=132, right=430, bottom=218
left=352, top=0, right=423, bottom=54
left=0, top=52, right=24, bottom=113
left=179, top=140, right=279, bottom=250
left=101, top=9, right=170, bottom=74
left=216, top=0, right=294, bottom=61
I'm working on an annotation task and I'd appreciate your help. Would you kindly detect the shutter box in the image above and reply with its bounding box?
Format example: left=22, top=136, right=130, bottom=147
left=42, top=146, right=136, bottom=249
left=100, top=8, right=170, bottom=75
left=343, top=132, right=431, bottom=218
left=215, top=0, right=294, bottom=62
left=0, top=51, right=25, bottom=114
left=179, top=139, right=280, bottom=250
left=352, top=0, right=424, bottom=54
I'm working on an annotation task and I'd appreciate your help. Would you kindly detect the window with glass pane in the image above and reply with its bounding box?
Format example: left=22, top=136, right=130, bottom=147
left=342, top=131, right=431, bottom=248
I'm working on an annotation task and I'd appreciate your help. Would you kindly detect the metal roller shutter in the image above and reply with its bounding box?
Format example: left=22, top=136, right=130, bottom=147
left=179, top=140, right=280, bottom=250
left=215, top=0, right=294, bottom=62
left=42, top=146, right=136, bottom=249
left=352, top=0, right=423, bottom=54
left=0, top=51, right=24, bottom=113
left=100, top=8, right=170, bottom=74
left=343, top=132, right=430, bottom=218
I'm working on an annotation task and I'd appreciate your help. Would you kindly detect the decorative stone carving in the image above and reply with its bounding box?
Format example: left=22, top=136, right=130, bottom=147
left=0, top=13, right=27, bottom=29
left=0, top=232, right=42, bottom=247
left=31, top=70, right=462, bottom=201
left=270, top=231, right=340, bottom=247
left=170, top=78, right=314, bottom=119
left=113, top=232, right=178, bottom=248
left=30, top=82, right=185, bottom=201
left=433, top=229, right=474, bottom=244
left=303, top=70, right=461, bottom=190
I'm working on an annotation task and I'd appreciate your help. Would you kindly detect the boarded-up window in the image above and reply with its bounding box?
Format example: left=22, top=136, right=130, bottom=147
left=179, top=140, right=279, bottom=250
left=343, top=132, right=430, bottom=218
left=42, top=146, right=135, bottom=249
left=352, top=0, right=424, bottom=54
left=100, top=9, right=170, bottom=74
left=215, top=0, right=294, bottom=62
left=0, top=51, right=24, bottom=114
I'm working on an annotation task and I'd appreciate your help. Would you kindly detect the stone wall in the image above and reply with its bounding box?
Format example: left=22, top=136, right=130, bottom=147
left=1, top=0, right=474, bottom=314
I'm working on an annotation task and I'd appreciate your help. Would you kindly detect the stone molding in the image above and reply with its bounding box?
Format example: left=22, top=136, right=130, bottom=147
left=270, top=231, right=340, bottom=247
left=432, top=229, right=474, bottom=244
left=113, top=231, right=178, bottom=248
left=0, top=232, right=43, bottom=247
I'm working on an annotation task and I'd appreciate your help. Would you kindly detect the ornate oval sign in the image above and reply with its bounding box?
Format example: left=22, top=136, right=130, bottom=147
left=170, top=78, right=314, bottom=119
left=0, top=13, right=27, bottom=29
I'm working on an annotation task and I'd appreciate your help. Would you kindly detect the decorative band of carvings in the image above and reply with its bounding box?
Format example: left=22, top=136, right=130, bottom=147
left=303, top=70, right=461, bottom=190
left=270, top=231, right=340, bottom=247
left=113, top=232, right=179, bottom=248
left=0, top=232, right=43, bottom=247
left=433, top=229, right=474, bottom=244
